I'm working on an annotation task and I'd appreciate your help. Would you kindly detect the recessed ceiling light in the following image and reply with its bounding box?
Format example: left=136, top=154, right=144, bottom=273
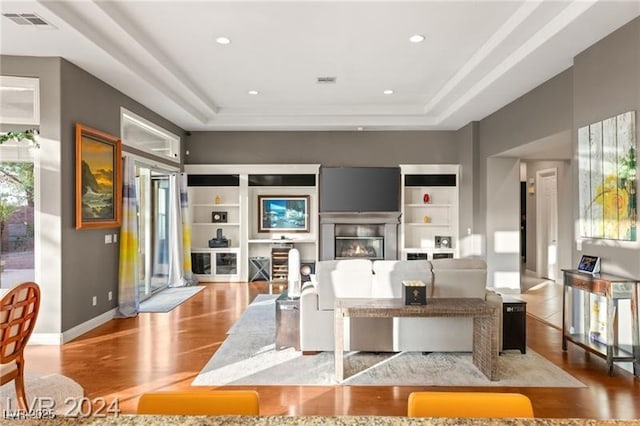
left=216, top=36, right=231, bottom=45
left=409, top=34, right=425, bottom=43
left=383, top=89, right=394, bottom=95
left=357, top=127, right=364, bottom=131
left=248, top=90, right=259, bottom=95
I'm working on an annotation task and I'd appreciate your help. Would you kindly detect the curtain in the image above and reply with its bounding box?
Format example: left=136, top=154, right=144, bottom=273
left=167, top=173, right=195, bottom=287
left=180, top=173, right=195, bottom=285
left=116, top=155, right=139, bottom=317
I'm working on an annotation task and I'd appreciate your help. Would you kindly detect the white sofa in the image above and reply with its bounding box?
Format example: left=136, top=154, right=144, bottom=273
left=299, top=258, right=502, bottom=352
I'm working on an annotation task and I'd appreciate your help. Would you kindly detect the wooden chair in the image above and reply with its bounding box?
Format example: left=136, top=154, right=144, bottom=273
left=407, top=391, right=534, bottom=418
left=0, top=282, right=41, bottom=410
left=137, top=390, right=260, bottom=415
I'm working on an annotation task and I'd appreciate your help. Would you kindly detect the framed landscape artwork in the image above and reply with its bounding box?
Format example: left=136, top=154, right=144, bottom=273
left=258, top=195, right=310, bottom=233
left=578, top=111, right=637, bottom=240
left=75, top=123, right=122, bottom=229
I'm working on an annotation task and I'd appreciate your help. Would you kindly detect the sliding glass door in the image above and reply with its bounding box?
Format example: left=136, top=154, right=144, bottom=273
left=136, top=165, right=171, bottom=300
left=0, top=147, right=35, bottom=289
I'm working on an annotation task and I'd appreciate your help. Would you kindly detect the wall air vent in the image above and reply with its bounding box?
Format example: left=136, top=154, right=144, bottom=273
left=3, top=13, right=55, bottom=28
left=317, top=76, right=337, bottom=84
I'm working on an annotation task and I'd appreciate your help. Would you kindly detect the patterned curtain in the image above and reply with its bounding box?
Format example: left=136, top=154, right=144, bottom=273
left=181, top=173, right=195, bottom=285
left=116, top=155, right=139, bottom=317
left=167, top=173, right=195, bottom=287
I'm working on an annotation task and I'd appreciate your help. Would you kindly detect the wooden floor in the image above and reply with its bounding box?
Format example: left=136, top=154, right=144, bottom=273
left=25, top=281, right=640, bottom=419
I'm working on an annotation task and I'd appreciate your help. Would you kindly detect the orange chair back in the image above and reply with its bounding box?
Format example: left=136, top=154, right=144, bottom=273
left=408, top=391, right=534, bottom=418
left=137, top=390, right=259, bottom=415
left=0, top=282, right=40, bottom=363
left=0, top=282, right=41, bottom=410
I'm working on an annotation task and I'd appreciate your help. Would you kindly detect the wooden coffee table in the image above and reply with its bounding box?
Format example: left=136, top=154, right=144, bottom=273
left=334, top=297, right=499, bottom=381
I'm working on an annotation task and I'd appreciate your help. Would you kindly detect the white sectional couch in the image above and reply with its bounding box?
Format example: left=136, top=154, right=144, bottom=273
left=299, top=258, right=502, bottom=353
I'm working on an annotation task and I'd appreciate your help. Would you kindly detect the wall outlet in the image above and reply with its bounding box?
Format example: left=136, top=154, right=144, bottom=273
left=92, top=296, right=97, bottom=306
left=104, top=234, right=112, bottom=244
left=113, top=234, right=118, bottom=243
left=108, top=291, right=113, bottom=301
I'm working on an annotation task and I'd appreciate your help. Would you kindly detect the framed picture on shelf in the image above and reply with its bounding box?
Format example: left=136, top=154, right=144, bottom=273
left=75, top=123, right=122, bottom=229
left=258, top=195, right=310, bottom=233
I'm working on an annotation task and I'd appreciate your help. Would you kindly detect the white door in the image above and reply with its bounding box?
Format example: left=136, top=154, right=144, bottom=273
left=536, top=169, right=558, bottom=281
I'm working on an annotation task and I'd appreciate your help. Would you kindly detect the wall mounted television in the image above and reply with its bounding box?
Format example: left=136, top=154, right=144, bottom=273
left=320, top=167, right=400, bottom=212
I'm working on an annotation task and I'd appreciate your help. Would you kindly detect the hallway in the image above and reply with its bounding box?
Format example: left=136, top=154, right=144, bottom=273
left=520, top=276, right=563, bottom=330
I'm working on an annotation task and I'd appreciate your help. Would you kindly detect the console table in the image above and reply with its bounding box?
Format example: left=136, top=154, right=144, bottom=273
left=561, top=269, right=640, bottom=376
left=334, top=298, right=499, bottom=381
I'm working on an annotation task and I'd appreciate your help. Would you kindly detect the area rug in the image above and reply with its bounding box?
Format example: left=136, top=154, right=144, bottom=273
left=139, top=286, right=205, bottom=313
left=193, top=295, right=585, bottom=387
left=0, top=372, right=84, bottom=414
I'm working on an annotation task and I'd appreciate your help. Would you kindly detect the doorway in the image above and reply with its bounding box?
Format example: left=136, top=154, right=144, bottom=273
left=536, top=168, right=558, bottom=282
left=136, top=165, right=172, bottom=301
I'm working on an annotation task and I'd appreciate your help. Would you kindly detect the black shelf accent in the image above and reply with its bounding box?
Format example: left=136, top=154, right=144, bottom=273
left=405, top=174, right=457, bottom=187
left=249, top=174, right=316, bottom=187
left=188, top=174, right=240, bottom=187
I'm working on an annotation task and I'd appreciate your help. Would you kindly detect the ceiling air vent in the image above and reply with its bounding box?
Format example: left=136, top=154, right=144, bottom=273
left=317, top=76, right=337, bottom=84
left=3, top=13, right=54, bottom=28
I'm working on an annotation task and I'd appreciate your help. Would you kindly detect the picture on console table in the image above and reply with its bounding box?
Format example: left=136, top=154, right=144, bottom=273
left=258, top=195, right=310, bottom=233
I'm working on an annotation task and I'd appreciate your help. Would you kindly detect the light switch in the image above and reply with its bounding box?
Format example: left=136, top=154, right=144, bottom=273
left=113, top=233, right=118, bottom=243
left=105, top=234, right=112, bottom=244
left=576, top=239, right=582, bottom=251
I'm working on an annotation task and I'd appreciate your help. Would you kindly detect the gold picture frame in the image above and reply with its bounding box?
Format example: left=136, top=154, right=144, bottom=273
left=75, top=123, right=122, bottom=229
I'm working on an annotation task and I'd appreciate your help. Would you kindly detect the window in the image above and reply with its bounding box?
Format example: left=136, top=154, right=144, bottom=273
left=120, top=108, right=180, bottom=163
left=0, top=76, right=40, bottom=125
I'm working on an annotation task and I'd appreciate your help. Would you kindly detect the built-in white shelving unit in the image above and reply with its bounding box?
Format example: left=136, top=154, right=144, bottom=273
left=186, top=174, right=242, bottom=282
left=400, top=164, right=460, bottom=260
left=185, top=164, right=320, bottom=282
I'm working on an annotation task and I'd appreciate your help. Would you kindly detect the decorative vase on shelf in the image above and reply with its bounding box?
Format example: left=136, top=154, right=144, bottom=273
left=423, top=193, right=430, bottom=203
left=423, top=215, right=431, bottom=223
left=215, top=195, right=221, bottom=204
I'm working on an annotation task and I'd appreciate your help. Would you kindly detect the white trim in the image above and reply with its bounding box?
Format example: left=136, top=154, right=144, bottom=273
left=62, top=308, right=117, bottom=344
left=120, top=107, right=181, bottom=163
left=399, top=164, right=460, bottom=174
left=184, top=164, right=320, bottom=175
left=29, top=333, right=62, bottom=346
left=123, top=151, right=180, bottom=172
left=30, top=308, right=117, bottom=346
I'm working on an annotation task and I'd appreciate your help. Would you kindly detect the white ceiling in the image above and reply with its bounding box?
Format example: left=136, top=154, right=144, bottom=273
left=1, top=1, right=639, bottom=132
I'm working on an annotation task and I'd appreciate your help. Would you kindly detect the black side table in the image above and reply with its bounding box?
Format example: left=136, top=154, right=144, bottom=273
left=502, top=297, right=527, bottom=354
left=275, top=293, right=300, bottom=350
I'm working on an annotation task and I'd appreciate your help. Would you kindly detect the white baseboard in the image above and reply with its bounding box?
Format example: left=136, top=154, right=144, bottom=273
left=30, top=308, right=117, bottom=346
left=29, top=333, right=63, bottom=345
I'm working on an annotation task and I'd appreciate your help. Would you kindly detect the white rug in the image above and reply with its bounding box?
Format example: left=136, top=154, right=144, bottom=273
left=0, top=372, right=84, bottom=414
left=193, top=295, right=585, bottom=387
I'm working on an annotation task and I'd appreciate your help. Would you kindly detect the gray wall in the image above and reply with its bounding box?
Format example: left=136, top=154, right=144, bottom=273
left=59, top=59, right=185, bottom=330
left=572, top=16, right=640, bottom=278
left=486, top=157, right=521, bottom=290
left=1, top=55, right=186, bottom=334
left=1, top=56, right=63, bottom=336
left=456, top=122, right=478, bottom=248
left=186, top=131, right=459, bottom=166
left=477, top=69, right=574, bottom=248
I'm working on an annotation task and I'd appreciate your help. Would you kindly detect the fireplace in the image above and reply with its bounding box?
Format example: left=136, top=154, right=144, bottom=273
left=320, top=212, right=400, bottom=260
left=335, top=224, right=384, bottom=260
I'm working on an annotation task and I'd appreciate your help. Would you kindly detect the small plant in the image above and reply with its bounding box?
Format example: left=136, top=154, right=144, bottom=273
left=0, top=129, right=39, bottom=147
